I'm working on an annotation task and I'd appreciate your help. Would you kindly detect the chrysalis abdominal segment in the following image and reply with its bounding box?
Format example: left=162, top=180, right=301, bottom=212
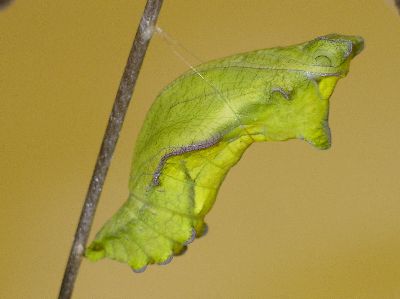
left=134, top=27, right=259, bottom=192
left=152, top=135, right=222, bottom=186
left=154, top=26, right=258, bottom=142
left=86, top=34, right=364, bottom=272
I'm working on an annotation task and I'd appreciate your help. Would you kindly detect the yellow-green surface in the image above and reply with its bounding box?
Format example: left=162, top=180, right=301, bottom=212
left=86, top=34, right=363, bottom=271
left=1, top=1, right=400, bottom=298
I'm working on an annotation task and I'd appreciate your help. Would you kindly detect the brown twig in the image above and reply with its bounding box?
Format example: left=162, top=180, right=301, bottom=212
left=58, top=1, right=164, bottom=298
left=0, top=0, right=13, bottom=10
left=395, top=0, right=400, bottom=13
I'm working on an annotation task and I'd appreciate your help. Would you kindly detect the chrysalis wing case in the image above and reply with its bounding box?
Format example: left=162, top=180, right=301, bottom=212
left=86, top=34, right=364, bottom=272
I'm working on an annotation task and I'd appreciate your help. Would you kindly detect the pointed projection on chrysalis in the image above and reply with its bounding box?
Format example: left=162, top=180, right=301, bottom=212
left=86, top=34, right=364, bottom=272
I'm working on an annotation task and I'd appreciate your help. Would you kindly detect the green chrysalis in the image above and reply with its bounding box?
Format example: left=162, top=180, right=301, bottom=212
left=86, top=34, right=364, bottom=272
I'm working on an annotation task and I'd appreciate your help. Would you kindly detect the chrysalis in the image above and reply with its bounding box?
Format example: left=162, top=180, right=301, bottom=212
left=86, top=34, right=364, bottom=272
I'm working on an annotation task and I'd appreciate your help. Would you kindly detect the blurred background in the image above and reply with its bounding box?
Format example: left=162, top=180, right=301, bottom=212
left=1, top=1, right=400, bottom=298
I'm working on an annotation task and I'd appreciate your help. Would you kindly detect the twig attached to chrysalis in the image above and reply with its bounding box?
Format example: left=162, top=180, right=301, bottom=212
left=58, top=1, right=164, bottom=298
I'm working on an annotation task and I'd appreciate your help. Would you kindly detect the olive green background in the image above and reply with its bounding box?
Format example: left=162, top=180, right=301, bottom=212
left=1, top=1, right=400, bottom=298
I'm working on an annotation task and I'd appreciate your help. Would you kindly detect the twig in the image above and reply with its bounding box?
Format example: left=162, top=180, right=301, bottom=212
left=0, top=0, right=13, bottom=10
left=58, top=1, right=164, bottom=298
